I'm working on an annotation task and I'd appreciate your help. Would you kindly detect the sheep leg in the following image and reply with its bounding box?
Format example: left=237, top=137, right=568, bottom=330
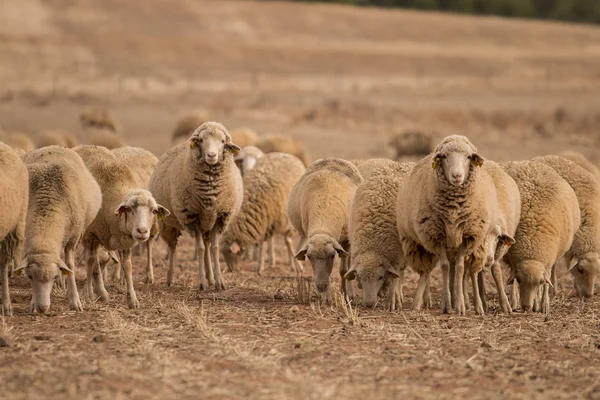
left=111, top=254, right=122, bottom=283
left=386, top=271, right=404, bottom=311
left=423, top=274, right=432, bottom=309
left=251, top=245, right=260, bottom=262
left=210, top=229, right=225, bottom=291
left=266, top=237, right=275, bottom=269
left=491, top=261, right=511, bottom=313
left=453, top=248, right=466, bottom=315
left=94, top=249, right=110, bottom=302
left=463, top=271, right=470, bottom=310
left=164, top=247, right=170, bottom=262
left=439, top=252, right=452, bottom=314
left=541, top=283, right=550, bottom=314
left=1, top=259, right=12, bottom=316
left=509, top=282, right=519, bottom=311
left=204, top=238, right=215, bottom=287
left=449, top=258, right=456, bottom=309
left=166, top=242, right=177, bottom=287
left=144, top=239, right=154, bottom=284
left=256, top=243, right=265, bottom=275
left=339, top=253, right=355, bottom=302
left=122, top=249, right=139, bottom=309
left=550, top=263, right=557, bottom=295
left=284, top=235, right=303, bottom=274
left=65, top=247, right=83, bottom=311
left=413, top=270, right=430, bottom=311
left=193, top=235, right=200, bottom=261
left=470, top=269, right=485, bottom=316
left=84, top=248, right=96, bottom=300
left=196, top=237, right=208, bottom=291
left=56, top=269, right=66, bottom=292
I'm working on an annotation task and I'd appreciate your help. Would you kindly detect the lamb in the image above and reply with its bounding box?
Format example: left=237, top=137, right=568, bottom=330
left=15, top=146, right=102, bottom=313
left=230, top=127, right=258, bottom=149
left=255, top=135, right=311, bottom=167
left=388, top=130, right=432, bottom=159
left=74, top=145, right=169, bottom=308
left=171, top=110, right=209, bottom=144
left=286, top=158, right=362, bottom=302
left=558, top=151, right=600, bottom=182
left=79, top=108, right=121, bottom=133
left=220, top=152, right=306, bottom=274
left=344, top=160, right=415, bottom=310
left=149, top=122, right=242, bottom=291
left=532, top=155, right=600, bottom=298
left=235, top=146, right=265, bottom=177
left=396, top=135, right=496, bottom=314
left=2, top=132, right=35, bottom=152
left=0, top=142, right=29, bottom=315
left=89, top=129, right=127, bottom=149
left=36, top=129, right=80, bottom=148
left=500, top=161, right=580, bottom=312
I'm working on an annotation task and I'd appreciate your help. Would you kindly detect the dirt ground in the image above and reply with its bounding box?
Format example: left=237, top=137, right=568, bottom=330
left=1, top=1, right=600, bottom=399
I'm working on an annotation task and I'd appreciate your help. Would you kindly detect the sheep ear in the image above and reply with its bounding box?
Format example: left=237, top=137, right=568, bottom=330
left=108, top=251, right=120, bottom=264
left=230, top=242, right=241, bottom=254
left=226, top=143, right=241, bottom=156
left=568, top=257, right=579, bottom=271
left=155, top=205, right=170, bottom=220
left=13, top=258, right=28, bottom=276
left=500, top=234, right=515, bottom=247
left=189, top=138, right=198, bottom=150
left=57, top=259, right=73, bottom=276
left=543, top=270, right=553, bottom=287
left=294, top=244, right=308, bottom=261
left=344, top=265, right=357, bottom=281
left=386, top=266, right=401, bottom=279
left=470, top=153, right=484, bottom=167
left=432, top=153, right=442, bottom=169
left=333, top=241, right=349, bottom=257
left=114, top=204, right=128, bottom=218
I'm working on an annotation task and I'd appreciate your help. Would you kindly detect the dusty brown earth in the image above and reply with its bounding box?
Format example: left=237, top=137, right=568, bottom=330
left=1, top=1, right=600, bottom=399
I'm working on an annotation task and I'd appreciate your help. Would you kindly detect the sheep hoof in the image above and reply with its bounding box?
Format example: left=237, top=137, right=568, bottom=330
left=197, top=282, right=208, bottom=291
left=128, top=296, right=139, bottom=309
left=2, top=303, right=12, bottom=317
left=69, top=297, right=84, bottom=312
left=145, top=276, right=155, bottom=285
left=97, top=290, right=110, bottom=302
left=215, top=281, right=226, bottom=291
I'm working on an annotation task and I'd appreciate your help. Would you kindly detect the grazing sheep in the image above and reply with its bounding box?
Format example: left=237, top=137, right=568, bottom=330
left=532, top=155, right=600, bottom=298
left=79, top=108, right=120, bottom=133
left=230, top=127, right=258, bottom=149
left=89, top=129, right=127, bottom=149
left=396, top=135, right=495, bottom=314
left=112, top=147, right=160, bottom=284
left=171, top=110, right=209, bottom=144
left=388, top=130, right=432, bottom=159
left=15, top=146, right=101, bottom=313
left=255, top=135, right=311, bottom=167
left=287, top=158, right=362, bottom=302
left=2, top=132, right=35, bottom=152
left=501, top=161, right=580, bottom=313
left=345, top=160, right=415, bottom=310
left=36, top=129, right=80, bottom=148
left=74, top=145, right=169, bottom=309
left=220, top=153, right=305, bottom=274
left=150, top=122, right=242, bottom=290
left=558, top=151, right=600, bottom=182
left=0, top=143, right=29, bottom=315
left=235, top=146, right=265, bottom=177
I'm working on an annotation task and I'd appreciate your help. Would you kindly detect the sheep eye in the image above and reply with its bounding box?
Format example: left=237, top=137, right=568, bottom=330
left=27, top=274, right=33, bottom=280
left=221, top=139, right=225, bottom=144
left=329, top=254, right=335, bottom=260
left=378, top=276, right=384, bottom=281
left=577, top=266, right=584, bottom=274
left=198, top=139, right=203, bottom=143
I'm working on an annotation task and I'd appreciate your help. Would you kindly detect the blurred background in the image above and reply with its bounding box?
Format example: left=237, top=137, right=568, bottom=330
left=1, top=0, right=599, bottom=161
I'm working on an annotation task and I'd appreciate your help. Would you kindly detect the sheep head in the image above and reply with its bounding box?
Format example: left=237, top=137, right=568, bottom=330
left=569, top=253, right=600, bottom=298
left=506, top=260, right=552, bottom=312
left=344, top=252, right=400, bottom=308
left=432, top=135, right=483, bottom=186
left=189, top=122, right=241, bottom=166
left=115, top=189, right=170, bottom=241
left=295, top=234, right=348, bottom=294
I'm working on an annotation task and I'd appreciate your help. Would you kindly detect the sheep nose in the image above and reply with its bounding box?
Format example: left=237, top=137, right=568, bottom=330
left=452, top=172, right=463, bottom=180
left=136, top=227, right=148, bottom=235
left=207, top=152, right=217, bottom=158
left=316, top=283, right=328, bottom=292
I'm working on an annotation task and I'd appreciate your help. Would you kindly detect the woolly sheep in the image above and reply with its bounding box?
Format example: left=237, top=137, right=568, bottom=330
left=532, top=155, right=600, bottom=298
left=255, top=135, right=311, bottom=167
left=558, top=151, right=600, bottom=182
left=220, top=152, right=305, bottom=274
left=79, top=108, right=120, bottom=133
left=396, top=135, right=495, bottom=314
left=15, top=146, right=101, bottom=313
left=74, top=145, right=169, bottom=309
left=112, top=147, right=160, bottom=284
left=230, top=127, right=258, bottom=149
left=501, top=161, right=580, bottom=313
left=2, top=132, right=35, bottom=152
left=388, top=130, right=432, bottom=159
left=287, top=158, right=362, bottom=302
left=150, top=122, right=242, bottom=291
left=235, top=146, right=265, bottom=177
left=36, top=129, right=80, bottom=148
left=171, top=110, right=209, bottom=144
left=351, top=158, right=397, bottom=181
left=345, top=160, right=415, bottom=310
left=89, top=129, right=127, bottom=149
left=0, top=142, right=29, bottom=315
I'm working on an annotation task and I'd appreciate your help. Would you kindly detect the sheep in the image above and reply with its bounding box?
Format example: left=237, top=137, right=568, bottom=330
left=149, top=122, right=242, bottom=291
left=532, top=155, right=600, bottom=298
left=73, top=145, right=169, bottom=308
left=111, top=147, right=160, bottom=284
left=351, top=158, right=397, bottom=181
left=171, top=110, right=209, bottom=144
left=89, top=129, right=127, bottom=149
left=230, top=127, right=258, bottom=149
left=255, top=135, right=311, bottom=167
left=286, top=158, right=362, bottom=302
left=388, top=130, right=432, bottom=159
left=2, top=132, right=35, bottom=152
left=235, top=146, right=265, bottom=177
left=558, top=151, right=600, bottom=182
left=500, top=161, right=580, bottom=313
left=14, top=146, right=101, bottom=313
left=220, top=152, right=305, bottom=274
left=396, top=135, right=496, bottom=314
left=344, top=160, right=415, bottom=310
left=36, top=129, right=80, bottom=148
left=79, top=108, right=120, bottom=133
left=0, top=142, right=29, bottom=315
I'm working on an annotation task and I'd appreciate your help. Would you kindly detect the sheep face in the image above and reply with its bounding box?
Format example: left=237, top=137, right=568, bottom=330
left=569, top=253, right=600, bottom=298
left=432, top=135, right=483, bottom=186
left=189, top=122, right=241, bottom=165
left=221, top=240, right=244, bottom=271
left=295, top=234, right=349, bottom=293
left=13, top=253, right=73, bottom=314
left=115, top=190, right=170, bottom=242
left=484, top=225, right=515, bottom=268
left=509, top=260, right=552, bottom=311
left=344, top=253, right=400, bottom=308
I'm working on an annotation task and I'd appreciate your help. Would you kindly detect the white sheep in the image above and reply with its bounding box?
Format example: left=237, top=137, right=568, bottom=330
left=149, top=122, right=242, bottom=291
left=345, top=160, right=415, bottom=310
left=351, top=158, right=398, bottom=181
left=220, top=152, right=306, bottom=274
left=501, top=161, right=580, bottom=313
left=287, top=158, right=362, bottom=302
left=532, top=155, right=600, bottom=298
left=15, top=146, right=101, bottom=313
left=558, top=151, right=600, bottom=182
left=0, top=142, right=29, bottom=315
left=396, top=135, right=496, bottom=314
left=74, top=145, right=169, bottom=309
left=255, top=135, right=311, bottom=167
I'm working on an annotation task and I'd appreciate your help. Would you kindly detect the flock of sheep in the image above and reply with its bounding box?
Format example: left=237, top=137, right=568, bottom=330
left=0, top=108, right=598, bottom=317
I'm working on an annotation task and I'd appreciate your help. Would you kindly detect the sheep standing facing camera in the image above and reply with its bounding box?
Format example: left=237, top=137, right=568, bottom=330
left=150, top=122, right=243, bottom=291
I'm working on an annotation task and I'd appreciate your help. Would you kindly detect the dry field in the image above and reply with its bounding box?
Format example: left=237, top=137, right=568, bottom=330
left=1, top=0, right=600, bottom=399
